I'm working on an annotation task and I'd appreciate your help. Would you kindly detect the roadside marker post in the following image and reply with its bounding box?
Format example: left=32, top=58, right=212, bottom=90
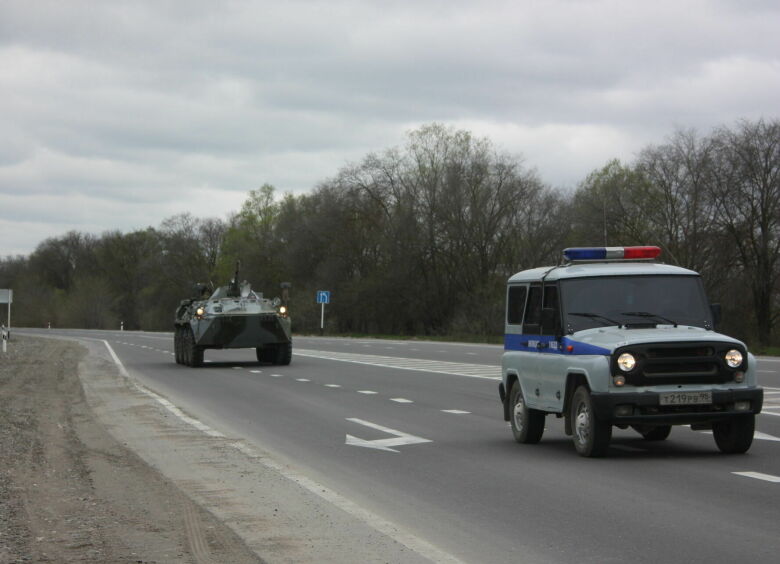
left=316, top=291, right=330, bottom=335
left=0, top=289, right=11, bottom=353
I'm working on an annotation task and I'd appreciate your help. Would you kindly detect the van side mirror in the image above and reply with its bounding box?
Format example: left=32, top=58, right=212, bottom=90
left=541, top=307, right=562, bottom=336
left=710, top=303, right=721, bottom=327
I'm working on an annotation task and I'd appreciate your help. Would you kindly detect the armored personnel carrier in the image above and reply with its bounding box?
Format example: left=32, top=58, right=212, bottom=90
left=174, top=262, right=292, bottom=367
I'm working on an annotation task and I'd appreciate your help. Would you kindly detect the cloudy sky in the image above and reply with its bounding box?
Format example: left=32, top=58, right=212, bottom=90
left=1, top=0, right=779, bottom=256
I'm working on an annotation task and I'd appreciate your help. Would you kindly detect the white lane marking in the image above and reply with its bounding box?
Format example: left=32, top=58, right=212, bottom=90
left=733, top=472, right=780, bottom=483
left=390, top=398, right=413, bottom=403
left=358, top=390, right=378, bottom=395
left=441, top=410, right=471, bottom=414
left=233, top=366, right=242, bottom=370
left=294, top=349, right=500, bottom=380
left=102, top=340, right=224, bottom=438
left=345, top=418, right=432, bottom=453
left=97, top=340, right=464, bottom=563
left=763, top=411, right=780, bottom=417
left=325, top=384, right=341, bottom=388
left=296, top=378, right=310, bottom=382
left=230, top=442, right=464, bottom=564
left=270, top=374, right=283, bottom=378
left=250, top=370, right=262, bottom=374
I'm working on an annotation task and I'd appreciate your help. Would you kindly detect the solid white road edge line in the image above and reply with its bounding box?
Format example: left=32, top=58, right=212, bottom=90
left=732, top=472, right=780, bottom=483
left=100, top=339, right=465, bottom=564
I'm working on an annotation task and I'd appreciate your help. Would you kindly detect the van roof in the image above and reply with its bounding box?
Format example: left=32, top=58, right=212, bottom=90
left=508, top=261, right=698, bottom=283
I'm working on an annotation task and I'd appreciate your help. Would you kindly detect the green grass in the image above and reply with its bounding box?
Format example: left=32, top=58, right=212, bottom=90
left=751, top=345, right=780, bottom=356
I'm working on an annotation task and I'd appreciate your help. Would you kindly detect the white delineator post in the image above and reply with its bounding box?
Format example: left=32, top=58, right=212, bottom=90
left=0, top=289, right=11, bottom=352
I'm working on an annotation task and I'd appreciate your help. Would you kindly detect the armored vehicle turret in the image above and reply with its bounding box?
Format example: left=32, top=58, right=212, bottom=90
left=174, top=262, right=292, bottom=367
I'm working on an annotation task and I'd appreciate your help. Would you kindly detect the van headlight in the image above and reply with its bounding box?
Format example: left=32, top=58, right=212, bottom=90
left=725, top=349, right=743, bottom=368
left=617, top=352, right=636, bottom=372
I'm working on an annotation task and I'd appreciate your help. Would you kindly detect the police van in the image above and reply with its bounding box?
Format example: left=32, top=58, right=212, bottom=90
left=498, top=246, right=763, bottom=457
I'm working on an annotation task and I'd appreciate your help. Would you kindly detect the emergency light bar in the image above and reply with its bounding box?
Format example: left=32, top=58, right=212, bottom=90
left=563, top=246, right=662, bottom=262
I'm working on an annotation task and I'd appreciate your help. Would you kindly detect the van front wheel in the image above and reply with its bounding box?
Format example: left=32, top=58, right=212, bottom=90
left=571, top=386, right=611, bottom=457
left=713, top=415, right=754, bottom=454
left=509, top=381, right=545, bottom=444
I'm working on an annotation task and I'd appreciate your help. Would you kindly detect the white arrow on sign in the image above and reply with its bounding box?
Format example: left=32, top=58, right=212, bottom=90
left=345, top=418, right=432, bottom=452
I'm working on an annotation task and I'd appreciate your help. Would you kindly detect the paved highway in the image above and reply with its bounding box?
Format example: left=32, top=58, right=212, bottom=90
left=16, top=329, right=780, bottom=563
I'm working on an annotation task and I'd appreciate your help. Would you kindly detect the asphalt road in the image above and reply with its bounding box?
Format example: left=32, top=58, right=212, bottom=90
left=15, top=329, right=780, bottom=563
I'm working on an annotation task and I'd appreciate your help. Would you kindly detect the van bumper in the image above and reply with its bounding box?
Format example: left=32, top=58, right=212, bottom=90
left=590, top=388, right=764, bottom=425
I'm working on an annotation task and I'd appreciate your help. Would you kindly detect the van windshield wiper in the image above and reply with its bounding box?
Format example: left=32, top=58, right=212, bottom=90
left=568, top=312, right=623, bottom=327
left=621, top=311, right=678, bottom=327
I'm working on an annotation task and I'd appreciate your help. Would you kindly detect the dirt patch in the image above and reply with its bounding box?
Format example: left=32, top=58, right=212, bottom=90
left=0, top=337, right=264, bottom=564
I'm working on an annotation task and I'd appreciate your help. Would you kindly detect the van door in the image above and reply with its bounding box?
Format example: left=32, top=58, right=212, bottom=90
left=520, top=283, right=544, bottom=409
left=537, top=283, right=566, bottom=411
left=504, top=284, right=538, bottom=408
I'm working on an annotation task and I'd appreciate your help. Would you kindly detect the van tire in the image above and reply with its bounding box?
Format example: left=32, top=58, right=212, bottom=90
left=509, top=381, right=545, bottom=444
left=571, top=386, right=611, bottom=457
left=713, top=415, right=754, bottom=454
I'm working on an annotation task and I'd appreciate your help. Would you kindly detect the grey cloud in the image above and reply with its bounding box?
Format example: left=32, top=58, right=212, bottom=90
left=1, top=0, right=779, bottom=255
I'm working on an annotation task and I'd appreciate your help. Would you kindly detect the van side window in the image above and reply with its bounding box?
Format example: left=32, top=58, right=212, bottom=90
left=541, top=284, right=560, bottom=336
left=524, top=284, right=542, bottom=332
left=507, top=286, right=528, bottom=325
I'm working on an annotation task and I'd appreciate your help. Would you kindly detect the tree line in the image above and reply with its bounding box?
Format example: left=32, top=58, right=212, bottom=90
left=1, top=119, right=779, bottom=347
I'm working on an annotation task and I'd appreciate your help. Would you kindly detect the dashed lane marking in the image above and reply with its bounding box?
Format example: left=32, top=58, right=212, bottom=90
left=294, top=349, right=500, bottom=380
left=358, top=390, right=378, bottom=395
left=441, top=410, right=471, bottom=414
left=733, top=472, right=780, bottom=483
left=325, top=384, right=341, bottom=388
left=390, top=398, right=413, bottom=403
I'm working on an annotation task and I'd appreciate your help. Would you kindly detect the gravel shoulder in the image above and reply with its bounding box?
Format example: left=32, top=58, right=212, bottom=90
left=0, top=336, right=264, bottom=564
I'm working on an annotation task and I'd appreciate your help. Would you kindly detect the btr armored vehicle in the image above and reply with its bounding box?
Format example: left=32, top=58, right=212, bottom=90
left=174, top=264, right=292, bottom=367
left=499, top=246, right=763, bottom=457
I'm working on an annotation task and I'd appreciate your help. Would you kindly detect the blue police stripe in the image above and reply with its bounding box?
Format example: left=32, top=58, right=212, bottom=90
left=504, top=334, right=611, bottom=356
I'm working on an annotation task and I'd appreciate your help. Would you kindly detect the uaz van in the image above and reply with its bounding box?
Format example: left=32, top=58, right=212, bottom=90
left=498, top=246, right=763, bottom=457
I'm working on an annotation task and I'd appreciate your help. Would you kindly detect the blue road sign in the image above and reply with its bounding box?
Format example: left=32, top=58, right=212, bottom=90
left=316, top=290, right=331, bottom=304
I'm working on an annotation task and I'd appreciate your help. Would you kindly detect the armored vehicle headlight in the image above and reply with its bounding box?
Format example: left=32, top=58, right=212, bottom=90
left=279, top=305, right=287, bottom=315
left=196, top=307, right=205, bottom=317
left=725, top=349, right=743, bottom=368
left=617, top=352, right=636, bottom=372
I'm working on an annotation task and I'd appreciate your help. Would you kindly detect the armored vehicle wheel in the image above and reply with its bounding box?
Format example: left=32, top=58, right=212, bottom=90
left=174, top=327, right=183, bottom=364
left=713, top=414, right=754, bottom=454
left=509, top=380, right=545, bottom=444
left=570, top=386, right=612, bottom=457
left=632, top=424, right=672, bottom=441
left=276, top=342, right=292, bottom=366
left=183, top=328, right=203, bottom=367
left=256, top=346, right=272, bottom=364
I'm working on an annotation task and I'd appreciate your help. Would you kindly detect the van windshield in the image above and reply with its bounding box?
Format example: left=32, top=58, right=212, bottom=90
left=560, top=275, right=712, bottom=333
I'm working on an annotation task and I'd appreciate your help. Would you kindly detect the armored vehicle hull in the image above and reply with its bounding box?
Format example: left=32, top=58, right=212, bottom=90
left=174, top=268, right=292, bottom=367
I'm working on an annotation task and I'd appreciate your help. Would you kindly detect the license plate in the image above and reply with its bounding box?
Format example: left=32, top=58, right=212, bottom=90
left=659, top=391, right=712, bottom=406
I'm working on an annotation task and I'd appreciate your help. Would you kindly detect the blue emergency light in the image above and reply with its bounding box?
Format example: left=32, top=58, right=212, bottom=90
left=563, top=246, right=661, bottom=262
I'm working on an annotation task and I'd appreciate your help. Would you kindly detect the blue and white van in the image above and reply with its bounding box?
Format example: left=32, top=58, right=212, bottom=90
left=498, top=246, right=764, bottom=457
